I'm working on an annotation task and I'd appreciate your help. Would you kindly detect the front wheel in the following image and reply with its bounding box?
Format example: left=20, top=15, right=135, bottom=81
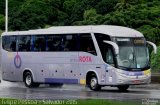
left=24, top=72, right=39, bottom=88
left=89, top=77, right=101, bottom=91
left=117, top=85, right=129, bottom=91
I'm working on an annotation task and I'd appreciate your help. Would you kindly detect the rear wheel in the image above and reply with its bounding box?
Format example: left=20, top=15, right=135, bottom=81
left=89, top=76, right=101, bottom=91
left=24, top=72, right=39, bottom=88
left=117, top=85, right=129, bottom=91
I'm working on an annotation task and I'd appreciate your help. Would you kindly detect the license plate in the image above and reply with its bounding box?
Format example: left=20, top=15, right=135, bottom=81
left=133, top=80, right=141, bottom=84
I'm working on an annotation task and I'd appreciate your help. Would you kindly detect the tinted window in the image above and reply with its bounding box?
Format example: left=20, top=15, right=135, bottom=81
left=79, top=34, right=96, bottom=55
left=62, top=35, right=78, bottom=51
left=17, top=35, right=31, bottom=51
left=46, top=35, right=62, bottom=51
left=2, top=34, right=96, bottom=53
left=46, top=34, right=78, bottom=51
left=95, top=33, right=115, bottom=66
left=33, top=35, right=46, bottom=51
left=2, top=36, right=17, bottom=52
left=94, top=33, right=111, bottom=54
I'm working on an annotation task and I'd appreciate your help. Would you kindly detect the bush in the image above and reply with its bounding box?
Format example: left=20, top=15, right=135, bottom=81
left=151, top=46, right=160, bottom=73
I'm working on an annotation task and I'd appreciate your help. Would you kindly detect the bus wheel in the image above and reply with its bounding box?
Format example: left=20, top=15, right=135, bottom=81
left=24, top=72, right=39, bottom=88
left=89, top=77, right=101, bottom=91
left=117, top=85, right=129, bottom=91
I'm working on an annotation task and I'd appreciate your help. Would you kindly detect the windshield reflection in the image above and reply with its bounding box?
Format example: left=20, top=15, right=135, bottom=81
left=116, top=38, right=149, bottom=69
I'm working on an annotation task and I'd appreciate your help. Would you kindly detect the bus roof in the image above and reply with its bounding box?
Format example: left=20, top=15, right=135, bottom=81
left=2, top=25, right=143, bottom=37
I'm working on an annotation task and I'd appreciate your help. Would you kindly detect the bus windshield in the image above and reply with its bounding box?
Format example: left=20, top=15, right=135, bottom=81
left=115, top=38, right=149, bottom=69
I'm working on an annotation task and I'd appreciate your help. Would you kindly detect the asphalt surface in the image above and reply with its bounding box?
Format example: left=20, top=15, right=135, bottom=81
left=0, top=80, right=160, bottom=103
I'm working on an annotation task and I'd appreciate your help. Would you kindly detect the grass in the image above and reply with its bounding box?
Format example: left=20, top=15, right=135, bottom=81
left=0, top=98, right=142, bottom=105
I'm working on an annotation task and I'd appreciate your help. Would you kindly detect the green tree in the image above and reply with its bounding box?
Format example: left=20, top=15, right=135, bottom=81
left=56, top=11, right=69, bottom=26
left=74, top=9, right=104, bottom=25
left=103, top=11, right=126, bottom=26
left=115, top=0, right=132, bottom=11
left=0, top=15, right=5, bottom=30
left=151, top=46, right=160, bottom=73
left=82, top=0, right=102, bottom=9
left=9, top=0, right=59, bottom=30
left=70, top=1, right=86, bottom=24
left=96, top=0, right=118, bottom=14
left=0, top=0, right=159, bottom=37
left=0, top=0, right=5, bottom=14
left=63, top=0, right=76, bottom=15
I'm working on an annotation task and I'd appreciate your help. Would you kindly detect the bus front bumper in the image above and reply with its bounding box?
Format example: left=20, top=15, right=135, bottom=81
left=116, top=72, right=151, bottom=85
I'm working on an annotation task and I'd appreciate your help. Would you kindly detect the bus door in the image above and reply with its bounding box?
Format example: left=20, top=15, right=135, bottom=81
left=103, top=40, right=119, bottom=85
left=104, top=44, right=117, bottom=84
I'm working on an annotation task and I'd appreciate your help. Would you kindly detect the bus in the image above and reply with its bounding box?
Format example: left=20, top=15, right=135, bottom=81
left=1, top=25, right=157, bottom=91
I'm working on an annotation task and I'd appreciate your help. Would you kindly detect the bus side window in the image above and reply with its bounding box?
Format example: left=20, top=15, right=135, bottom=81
left=46, top=35, right=56, bottom=51
left=79, top=34, right=97, bottom=55
left=17, top=35, right=31, bottom=51
left=46, top=34, right=78, bottom=52
left=106, top=47, right=114, bottom=66
left=53, top=35, right=62, bottom=51
left=44, top=35, right=62, bottom=51
left=34, top=35, right=46, bottom=51
left=2, top=36, right=16, bottom=52
left=62, top=35, right=78, bottom=51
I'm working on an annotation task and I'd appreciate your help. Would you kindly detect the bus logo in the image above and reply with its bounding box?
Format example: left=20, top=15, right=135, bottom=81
left=79, top=56, right=92, bottom=62
left=14, top=52, right=22, bottom=68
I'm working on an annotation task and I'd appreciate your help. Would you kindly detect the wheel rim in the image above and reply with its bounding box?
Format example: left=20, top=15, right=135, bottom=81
left=26, top=75, right=32, bottom=86
left=90, top=78, right=97, bottom=89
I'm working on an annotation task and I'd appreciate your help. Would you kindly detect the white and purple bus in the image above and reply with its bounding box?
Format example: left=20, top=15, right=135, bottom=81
left=1, top=25, right=157, bottom=91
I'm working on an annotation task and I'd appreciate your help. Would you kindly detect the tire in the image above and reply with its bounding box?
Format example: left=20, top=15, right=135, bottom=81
left=24, top=72, right=39, bottom=88
left=89, top=76, right=101, bottom=91
left=49, top=83, right=63, bottom=87
left=117, top=85, right=129, bottom=91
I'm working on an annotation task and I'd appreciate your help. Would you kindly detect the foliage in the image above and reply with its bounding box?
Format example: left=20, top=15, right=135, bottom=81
left=0, top=14, right=5, bottom=30
left=138, top=25, right=160, bottom=45
left=151, top=46, right=160, bottom=73
left=96, top=0, right=118, bottom=14
left=0, top=0, right=159, bottom=34
left=0, top=0, right=5, bottom=14
left=9, top=0, right=60, bottom=30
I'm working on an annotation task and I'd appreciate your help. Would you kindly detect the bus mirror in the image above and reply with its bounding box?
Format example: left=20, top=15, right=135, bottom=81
left=146, top=41, right=157, bottom=54
left=103, top=40, right=119, bottom=55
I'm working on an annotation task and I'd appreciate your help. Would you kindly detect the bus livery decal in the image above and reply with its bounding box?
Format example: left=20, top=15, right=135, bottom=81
left=45, top=78, right=78, bottom=84
left=14, top=52, right=22, bottom=68
left=79, top=56, right=92, bottom=62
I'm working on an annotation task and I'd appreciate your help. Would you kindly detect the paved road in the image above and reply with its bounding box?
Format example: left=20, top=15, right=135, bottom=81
left=0, top=81, right=160, bottom=103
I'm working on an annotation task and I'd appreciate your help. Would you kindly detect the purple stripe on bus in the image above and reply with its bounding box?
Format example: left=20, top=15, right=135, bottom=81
left=45, top=78, right=78, bottom=84
left=125, top=71, right=143, bottom=76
